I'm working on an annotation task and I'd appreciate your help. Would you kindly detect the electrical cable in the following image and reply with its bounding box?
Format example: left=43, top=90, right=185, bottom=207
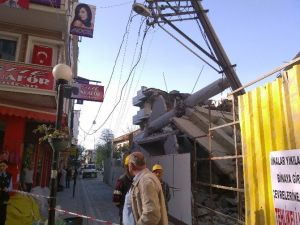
left=98, top=1, right=133, bottom=9
left=191, top=65, right=204, bottom=94
left=109, top=15, right=134, bottom=128
left=114, top=17, right=147, bottom=129
left=158, top=24, right=220, bottom=73
left=82, top=9, right=135, bottom=137
left=118, top=27, right=158, bottom=127
left=132, top=27, right=157, bottom=93
left=89, top=25, right=150, bottom=135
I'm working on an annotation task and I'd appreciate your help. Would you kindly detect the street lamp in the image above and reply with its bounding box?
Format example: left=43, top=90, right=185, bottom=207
left=48, top=64, right=72, bottom=225
left=132, top=3, right=151, bottom=17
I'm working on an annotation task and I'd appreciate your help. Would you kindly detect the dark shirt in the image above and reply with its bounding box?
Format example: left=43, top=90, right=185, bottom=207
left=161, top=180, right=171, bottom=211
left=0, top=172, right=12, bottom=204
left=113, top=172, right=132, bottom=210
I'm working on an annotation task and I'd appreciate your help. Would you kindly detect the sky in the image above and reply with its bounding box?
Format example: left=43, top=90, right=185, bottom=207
left=75, top=0, right=300, bottom=149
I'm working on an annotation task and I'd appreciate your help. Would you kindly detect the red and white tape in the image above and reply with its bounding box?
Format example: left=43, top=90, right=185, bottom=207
left=12, top=189, right=53, bottom=199
left=54, top=208, right=119, bottom=225
left=12, top=190, right=119, bottom=225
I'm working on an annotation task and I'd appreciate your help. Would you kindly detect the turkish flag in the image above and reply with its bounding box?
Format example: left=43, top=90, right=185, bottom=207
left=32, top=45, right=53, bottom=66
left=0, top=0, right=29, bottom=9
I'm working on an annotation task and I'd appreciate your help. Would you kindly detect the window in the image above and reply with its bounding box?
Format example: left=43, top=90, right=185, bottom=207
left=0, top=39, right=17, bottom=60
left=0, top=32, right=21, bottom=61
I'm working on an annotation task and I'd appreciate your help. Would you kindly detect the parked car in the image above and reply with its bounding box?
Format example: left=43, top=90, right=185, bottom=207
left=82, top=164, right=97, bottom=178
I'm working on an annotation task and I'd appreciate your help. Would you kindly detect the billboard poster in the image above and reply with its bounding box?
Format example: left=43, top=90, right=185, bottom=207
left=0, top=62, right=54, bottom=90
left=71, top=83, right=104, bottom=102
left=270, top=149, right=300, bottom=225
left=29, top=0, right=61, bottom=8
left=69, top=2, right=96, bottom=38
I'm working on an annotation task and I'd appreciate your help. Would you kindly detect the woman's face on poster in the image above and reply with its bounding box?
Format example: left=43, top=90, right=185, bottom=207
left=79, top=7, right=88, bottom=21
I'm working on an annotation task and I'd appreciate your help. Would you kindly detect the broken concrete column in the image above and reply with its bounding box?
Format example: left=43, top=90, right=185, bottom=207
left=145, top=78, right=230, bottom=136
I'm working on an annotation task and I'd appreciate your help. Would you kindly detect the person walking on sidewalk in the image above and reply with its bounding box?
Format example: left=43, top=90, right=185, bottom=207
left=23, top=164, right=34, bottom=192
left=124, top=152, right=168, bottom=225
left=0, top=160, right=13, bottom=225
left=66, top=167, right=72, bottom=188
left=152, top=164, right=171, bottom=211
left=113, top=155, right=133, bottom=225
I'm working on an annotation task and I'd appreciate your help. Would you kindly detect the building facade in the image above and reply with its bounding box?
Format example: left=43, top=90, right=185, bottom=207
left=0, top=0, right=78, bottom=189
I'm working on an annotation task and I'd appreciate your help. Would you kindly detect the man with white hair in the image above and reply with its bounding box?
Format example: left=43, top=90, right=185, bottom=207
left=123, top=151, right=168, bottom=225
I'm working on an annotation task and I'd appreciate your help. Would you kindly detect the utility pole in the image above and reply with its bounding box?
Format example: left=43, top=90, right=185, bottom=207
left=133, top=0, right=245, bottom=95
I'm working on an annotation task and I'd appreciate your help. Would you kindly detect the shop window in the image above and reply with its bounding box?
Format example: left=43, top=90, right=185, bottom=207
left=0, top=32, right=21, bottom=61
left=25, top=36, right=64, bottom=67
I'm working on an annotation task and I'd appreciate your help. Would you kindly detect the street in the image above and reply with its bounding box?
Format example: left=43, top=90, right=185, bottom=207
left=57, top=174, right=119, bottom=225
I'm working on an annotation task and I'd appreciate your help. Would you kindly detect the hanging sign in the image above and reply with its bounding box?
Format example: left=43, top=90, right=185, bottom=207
left=0, top=62, right=54, bottom=90
left=270, top=149, right=300, bottom=225
left=69, top=2, right=96, bottom=38
left=71, top=83, right=104, bottom=102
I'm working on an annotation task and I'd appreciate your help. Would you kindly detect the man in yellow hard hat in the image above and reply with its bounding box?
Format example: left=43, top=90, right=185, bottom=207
left=113, top=155, right=133, bottom=225
left=152, top=164, right=171, bottom=211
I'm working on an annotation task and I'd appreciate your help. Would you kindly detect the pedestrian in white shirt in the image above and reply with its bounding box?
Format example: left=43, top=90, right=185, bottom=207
left=23, top=165, right=34, bottom=192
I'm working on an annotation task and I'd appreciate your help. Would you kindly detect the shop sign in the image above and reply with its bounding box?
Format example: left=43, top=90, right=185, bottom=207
left=270, top=149, right=300, bottom=225
left=71, top=83, right=104, bottom=102
left=0, top=62, right=54, bottom=90
left=29, top=0, right=61, bottom=8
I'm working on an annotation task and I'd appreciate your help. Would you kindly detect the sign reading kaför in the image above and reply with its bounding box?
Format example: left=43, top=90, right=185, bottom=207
left=71, top=83, right=104, bottom=102
left=270, top=149, right=300, bottom=225
left=0, top=62, right=54, bottom=90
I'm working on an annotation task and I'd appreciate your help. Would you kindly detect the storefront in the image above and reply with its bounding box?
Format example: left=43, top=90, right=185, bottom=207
left=0, top=60, right=58, bottom=189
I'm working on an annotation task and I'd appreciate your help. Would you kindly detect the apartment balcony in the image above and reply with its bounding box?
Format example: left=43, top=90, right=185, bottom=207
left=133, top=108, right=151, bottom=125
left=132, top=86, right=147, bottom=107
left=0, top=0, right=69, bottom=32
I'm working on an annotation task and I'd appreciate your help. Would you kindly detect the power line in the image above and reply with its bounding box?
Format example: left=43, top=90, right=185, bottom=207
left=82, top=9, right=135, bottom=137
left=98, top=1, right=133, bottom=9
left=114, top=17, right=147, bottom=129
left=162, top=72, right=169, bottom=93
left=89, top=25, right=150, bottom=135
left=119, top=28, right=158, bottom=127
left=191, top=65, right=204, bottom=94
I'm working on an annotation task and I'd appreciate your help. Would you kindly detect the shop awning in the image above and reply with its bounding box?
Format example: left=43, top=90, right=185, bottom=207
left=0, top=104, right=56, bottom=122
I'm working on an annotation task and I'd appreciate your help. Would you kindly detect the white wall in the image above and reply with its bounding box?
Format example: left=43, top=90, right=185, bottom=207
left=147, top=153, right=192, bottom=225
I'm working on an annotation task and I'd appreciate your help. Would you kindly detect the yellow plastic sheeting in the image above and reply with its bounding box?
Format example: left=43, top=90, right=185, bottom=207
left=239, top=64, right=300, bottom=225
left=6, top=193, right=42, bottom=225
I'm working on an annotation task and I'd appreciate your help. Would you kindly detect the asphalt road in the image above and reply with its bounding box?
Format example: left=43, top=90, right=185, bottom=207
left=57, top=174, right=119, bottom=225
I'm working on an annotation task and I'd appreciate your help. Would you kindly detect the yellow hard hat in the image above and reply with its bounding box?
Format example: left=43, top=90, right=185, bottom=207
left=152, top=164, right=163, bottom=172
left=124, top=155, right=130, bottom=166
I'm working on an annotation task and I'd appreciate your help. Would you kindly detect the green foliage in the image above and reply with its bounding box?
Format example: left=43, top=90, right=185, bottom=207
left=113, top=143, right=129, bottom=159
left=33, top=124, right=70, bottom=143
left=95, top=143, right=111, bottom=166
